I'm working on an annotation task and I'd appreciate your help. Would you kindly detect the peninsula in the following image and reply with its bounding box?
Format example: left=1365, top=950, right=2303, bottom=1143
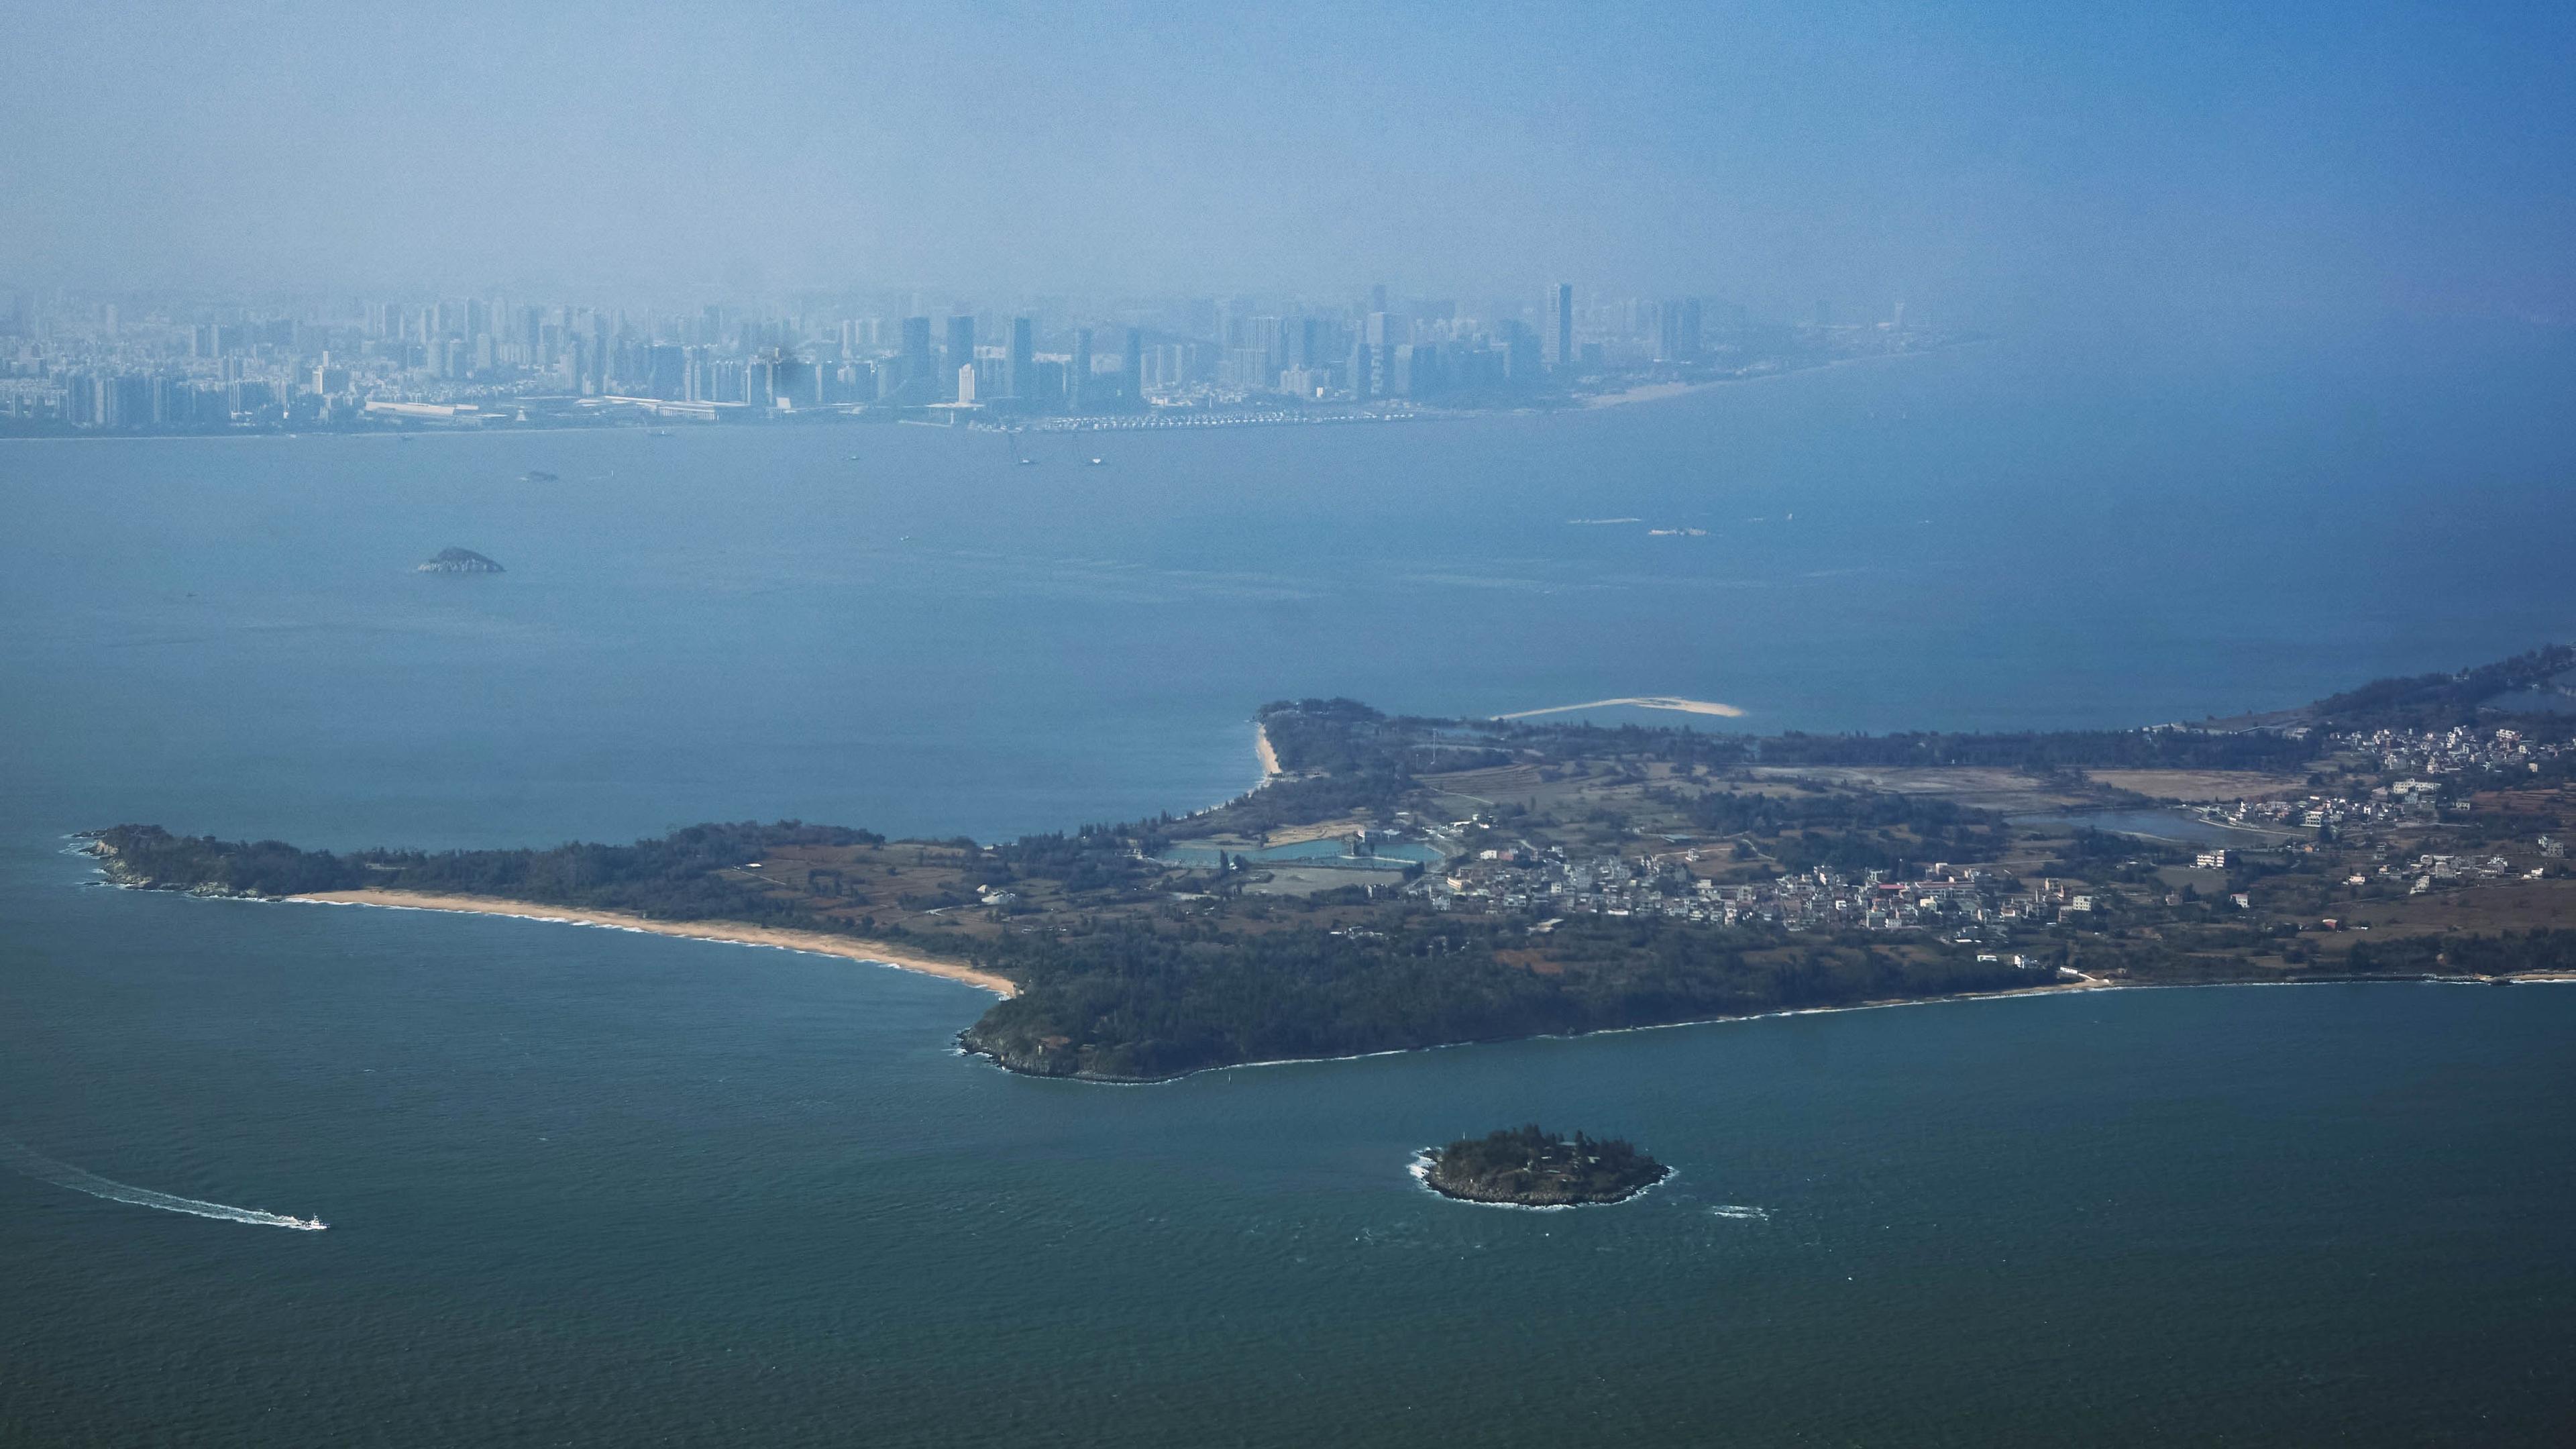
left=1418, top=1126, right=1670, bottom=1207
left=85, top=644, right=2576, bottom=1083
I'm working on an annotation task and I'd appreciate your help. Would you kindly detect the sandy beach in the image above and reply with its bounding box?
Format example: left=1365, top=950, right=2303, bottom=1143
left=1254, top=722, right=1283, bottom=780
left=1498, top=696, right=1746, bottom=720
left=289, top=889, right=1016, bottom=997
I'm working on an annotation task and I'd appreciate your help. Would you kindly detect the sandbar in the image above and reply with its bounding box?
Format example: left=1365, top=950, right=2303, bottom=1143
left=1498, top=696, right=1747, bottom=720
left=290, top=889, right=1016, bottom=997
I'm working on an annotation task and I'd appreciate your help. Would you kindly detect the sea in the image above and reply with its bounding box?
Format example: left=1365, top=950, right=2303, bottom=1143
left=3, top=315, right=2573, bottom=1445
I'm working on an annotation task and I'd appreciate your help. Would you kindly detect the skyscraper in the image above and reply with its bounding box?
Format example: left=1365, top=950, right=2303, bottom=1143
left=901, top=317, right=933, bottom=399
left=1550, top=283, right=1573, bottom=370
left=1006, top=316, right=1033, bottom=407
left=1120, top=327, right=1142, bottom=409
left=1071, top=327, right=1093, bottom=412
left=943, top=316, right=975, bottom=400
left=1655, top=300, right=1701, bottom=362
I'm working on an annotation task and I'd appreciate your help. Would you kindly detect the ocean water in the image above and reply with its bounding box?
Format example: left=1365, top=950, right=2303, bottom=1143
left=4, top=320, right=2575, bottom=1444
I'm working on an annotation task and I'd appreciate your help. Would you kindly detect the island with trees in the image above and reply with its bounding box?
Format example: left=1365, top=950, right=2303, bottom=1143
left=1417, top=1126, right=1670, bottom=1207
left=83, top=644, right=2576, bottom=1082
left=417, top=546, right=503, bottom=574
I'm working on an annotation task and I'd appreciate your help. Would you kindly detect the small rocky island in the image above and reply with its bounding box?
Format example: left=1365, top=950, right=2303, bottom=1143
left=417, top=547, right=504, bottom=574
left=1417, top=1125, right=1670, bottom=1207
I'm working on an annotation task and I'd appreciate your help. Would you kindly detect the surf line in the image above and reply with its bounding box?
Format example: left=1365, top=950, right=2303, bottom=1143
left=0, top=1135, right=327, bottom=1231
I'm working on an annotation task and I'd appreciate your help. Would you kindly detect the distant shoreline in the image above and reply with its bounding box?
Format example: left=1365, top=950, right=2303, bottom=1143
left=287, top=888, right=1016, bottom=998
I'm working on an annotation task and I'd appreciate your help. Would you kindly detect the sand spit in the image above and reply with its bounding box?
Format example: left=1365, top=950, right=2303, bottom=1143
left=289, top=889, right=1016, bottom=998
left=1497, top=696, right=1748, bottom=720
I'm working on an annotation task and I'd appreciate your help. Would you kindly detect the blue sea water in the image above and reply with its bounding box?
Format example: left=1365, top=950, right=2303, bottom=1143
left=3, top=319, right=2575, bottom=1444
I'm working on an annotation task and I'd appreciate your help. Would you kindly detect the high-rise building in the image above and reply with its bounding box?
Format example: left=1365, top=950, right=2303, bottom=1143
left=1006, top=317, right=1033, bottom=405
left=1550, top=283, right=1574, bottom=370
left=943, top=316, right=975, bottom=400
left=1071, top=327, right=1093, bottom=412
left=1654, top=299, right=1701, bottom=362
left=955, top=363, right=977, bottom=407
left=901, top=317, right=933, bottom=398
left=1120, top=327, right=1143, bottom=409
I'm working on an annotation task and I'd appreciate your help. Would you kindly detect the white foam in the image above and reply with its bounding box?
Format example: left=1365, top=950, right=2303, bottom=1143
left=0, top=1135, right=326, bottom=1230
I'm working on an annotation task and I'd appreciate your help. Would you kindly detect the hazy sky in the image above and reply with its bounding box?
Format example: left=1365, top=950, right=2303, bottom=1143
left=3, top=1, right=2569, bottom=319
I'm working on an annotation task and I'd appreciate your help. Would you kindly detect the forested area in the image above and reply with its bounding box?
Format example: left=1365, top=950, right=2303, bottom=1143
left=2344, top=929, right=2576, bottom=976
left=1425, top=1125, right=1666, bottom=1205
left=959, top=916, right=2038, bottom=1080
left=89, top=821, right=886, bottom=925
left=2310, top=645, right=2575, bottom=731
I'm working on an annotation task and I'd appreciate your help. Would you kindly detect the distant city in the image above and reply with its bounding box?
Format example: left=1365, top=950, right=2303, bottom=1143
left=0, top=283, right=1948, bottom=435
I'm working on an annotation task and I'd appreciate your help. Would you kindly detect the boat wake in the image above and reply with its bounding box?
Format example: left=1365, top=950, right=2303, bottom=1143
left=0, top=1135, right=327, bottom=1230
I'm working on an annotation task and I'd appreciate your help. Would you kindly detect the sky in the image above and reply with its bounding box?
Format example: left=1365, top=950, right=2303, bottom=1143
left=2, top=1, right=2571, bottom=321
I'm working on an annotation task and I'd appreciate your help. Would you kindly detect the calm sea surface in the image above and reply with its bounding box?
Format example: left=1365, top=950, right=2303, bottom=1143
left=3, top=321, right=2573, bottom=1444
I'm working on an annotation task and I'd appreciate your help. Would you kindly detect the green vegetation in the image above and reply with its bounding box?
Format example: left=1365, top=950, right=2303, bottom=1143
left=961, top=919, right=2037, bottom=1081
left=1421, top=1126, right=1668, bottom=1206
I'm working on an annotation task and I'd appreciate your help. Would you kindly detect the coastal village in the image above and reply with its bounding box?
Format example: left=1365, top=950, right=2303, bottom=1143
left=1299, top=714, right=2576, bottom=965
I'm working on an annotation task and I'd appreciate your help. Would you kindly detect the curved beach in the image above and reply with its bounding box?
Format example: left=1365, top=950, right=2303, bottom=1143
left=289, top=889, right=1016, bottom=998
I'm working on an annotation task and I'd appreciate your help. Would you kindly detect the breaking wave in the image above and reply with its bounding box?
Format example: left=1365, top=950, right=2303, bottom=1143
left=0, top=1134, right=326, bottom=1231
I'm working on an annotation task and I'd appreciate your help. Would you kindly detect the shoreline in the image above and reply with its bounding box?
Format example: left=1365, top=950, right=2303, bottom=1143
left=1577, top=345, right=1937, bottom=410
left=1254, top=721, right=1283, bottom=782
left=1016, top=969, right=2573, bottom=1085
left=286, top=889, right=1016, bottom=998
left=1407, top=1149, right=1677, bottom=1211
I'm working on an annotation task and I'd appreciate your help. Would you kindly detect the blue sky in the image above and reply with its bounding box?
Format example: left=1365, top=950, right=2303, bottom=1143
left=3, top=1, right=2569, bottom=319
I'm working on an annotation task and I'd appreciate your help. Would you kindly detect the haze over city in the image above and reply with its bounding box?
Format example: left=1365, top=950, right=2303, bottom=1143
left=5, top=2, right=2571, bottom=320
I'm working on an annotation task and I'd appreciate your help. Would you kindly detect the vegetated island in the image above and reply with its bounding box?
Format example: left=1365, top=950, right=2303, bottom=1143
left=1419, top=1125, right=1670, bottom=1207
left=417, top=547, right=503, bottom=574
left=82, top=643, right=2576, bottom=1084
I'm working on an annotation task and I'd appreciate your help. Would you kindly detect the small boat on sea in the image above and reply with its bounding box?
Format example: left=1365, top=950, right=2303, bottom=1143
left=521, top=470, right=558, bottom=482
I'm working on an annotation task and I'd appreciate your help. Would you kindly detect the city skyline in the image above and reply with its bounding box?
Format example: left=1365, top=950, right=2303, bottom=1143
left=2, top=274, right=1941, bottom=432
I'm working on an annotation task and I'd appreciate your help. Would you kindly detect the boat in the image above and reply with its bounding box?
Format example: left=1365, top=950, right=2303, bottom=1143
left=1017, top=458, right=1037, bottom=466
left=1087, top=457, right=1106, bottom=466
left=520, top=470, right=558, bottom=482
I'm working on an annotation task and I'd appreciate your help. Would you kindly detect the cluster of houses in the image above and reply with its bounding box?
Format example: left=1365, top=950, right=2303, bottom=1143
left=2378, top=853, right=2534, bottom=895
left=1409, top=847, right=2123, bottom=936
left=2344, top=724, right=2568, bottom=778
left=2194, top=791, right=2418, bottom=835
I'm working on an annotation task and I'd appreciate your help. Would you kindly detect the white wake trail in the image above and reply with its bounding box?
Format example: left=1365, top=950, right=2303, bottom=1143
left=0, top=1135, right=327, bottom=1230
